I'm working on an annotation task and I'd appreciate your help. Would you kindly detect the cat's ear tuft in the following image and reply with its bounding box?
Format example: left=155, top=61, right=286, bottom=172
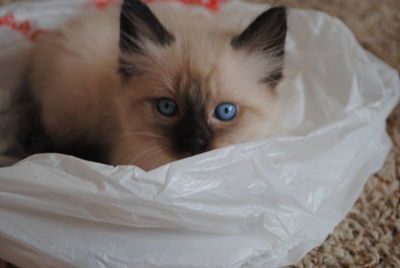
left=231, top=7, right=287, bottom=85
left=119, top=0, right=174, bottom=54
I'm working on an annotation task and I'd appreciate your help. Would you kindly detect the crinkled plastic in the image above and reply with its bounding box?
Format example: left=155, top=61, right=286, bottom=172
left=0, top=0, right=399, bottom=267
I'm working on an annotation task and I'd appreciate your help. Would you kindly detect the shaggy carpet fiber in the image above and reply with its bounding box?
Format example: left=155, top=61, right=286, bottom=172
left=0, top=0, right=399, bottom=267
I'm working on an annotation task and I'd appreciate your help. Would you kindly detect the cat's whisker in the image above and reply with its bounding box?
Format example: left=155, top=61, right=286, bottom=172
left=120, top=131, right=165, bottom=139
left=108, top=131, right=166, bottom=148
left=139, top=147, right=170, bottom=168
left=127, top=145, right=169, bottom=166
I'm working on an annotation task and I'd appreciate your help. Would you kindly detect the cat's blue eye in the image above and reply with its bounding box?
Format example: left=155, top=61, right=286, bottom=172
left=157, top=98, right=178, bottom=117
left=215, top=103, right=237, bottom=121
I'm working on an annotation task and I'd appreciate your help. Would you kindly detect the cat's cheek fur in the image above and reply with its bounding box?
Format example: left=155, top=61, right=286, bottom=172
left=109, top=85, right=175, bottom=170
left=110, top=136, right=176, bottom=170
left=210, top=100, right=284, bottom=150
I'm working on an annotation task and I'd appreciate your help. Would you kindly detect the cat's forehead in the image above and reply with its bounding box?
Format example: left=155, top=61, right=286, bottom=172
left=173, top=70, right=208, bottom=99
left=127, top=31, right=274, bottom=105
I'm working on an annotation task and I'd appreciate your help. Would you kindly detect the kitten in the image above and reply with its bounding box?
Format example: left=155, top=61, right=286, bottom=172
left=22, top=0, right=287, bottom=170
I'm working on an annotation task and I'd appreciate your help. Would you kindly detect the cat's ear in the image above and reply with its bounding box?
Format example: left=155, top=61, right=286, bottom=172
left=231, top=7, right=287, bottom=85
left=119, top=0, right=174, bottom=53
left=119, top=0, right=174, bottom=76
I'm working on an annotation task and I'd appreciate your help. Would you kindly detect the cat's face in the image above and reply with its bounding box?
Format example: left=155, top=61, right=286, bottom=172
left=111, top=0, right=287, bottom=170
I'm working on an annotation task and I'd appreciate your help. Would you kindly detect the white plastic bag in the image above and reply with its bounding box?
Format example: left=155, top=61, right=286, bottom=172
left=0, top=0, right=399, bottom=267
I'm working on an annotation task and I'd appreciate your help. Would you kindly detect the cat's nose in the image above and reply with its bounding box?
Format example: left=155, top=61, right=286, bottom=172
left=175, top=114, right=212, bottom=156
left=188, top=136, right=208, bottom=155
left=180, top=135, right=209, bottom=156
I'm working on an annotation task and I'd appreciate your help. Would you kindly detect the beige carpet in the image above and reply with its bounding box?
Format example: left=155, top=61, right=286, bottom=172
left=1, top=0, right=399, bottom=267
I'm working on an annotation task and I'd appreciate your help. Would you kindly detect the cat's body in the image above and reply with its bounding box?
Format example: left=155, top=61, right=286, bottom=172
left=21, top=0, right=288, bottom=170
